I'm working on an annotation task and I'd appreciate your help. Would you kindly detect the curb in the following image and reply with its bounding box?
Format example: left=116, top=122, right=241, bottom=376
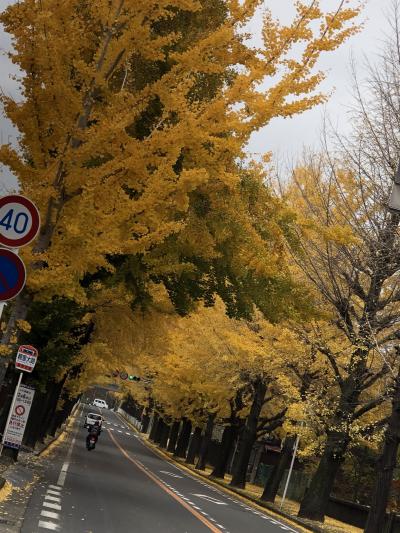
left=116, top=412, right=317, bottom=533
left=36, top=401, right=80, bottom=457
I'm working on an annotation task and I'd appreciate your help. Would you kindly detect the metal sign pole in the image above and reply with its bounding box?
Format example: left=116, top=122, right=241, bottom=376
left=280, top=421, right=304, bottom=510
left=0, top=371, right=23, bottom=456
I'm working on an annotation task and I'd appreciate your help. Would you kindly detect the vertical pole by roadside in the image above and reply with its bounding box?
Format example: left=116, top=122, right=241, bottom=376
left=280, top=423, right=303, bottom=510
left=0, top=371, right=23, bottom=456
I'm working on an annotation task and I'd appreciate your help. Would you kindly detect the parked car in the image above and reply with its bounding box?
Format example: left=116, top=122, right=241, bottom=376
left=93, top=398, right=109, bottom=409
left=84, top=412, right=103, bottom=430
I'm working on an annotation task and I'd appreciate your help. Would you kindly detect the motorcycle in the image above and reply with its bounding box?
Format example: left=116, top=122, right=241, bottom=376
left=86, top=433, right=97, bottom=451
left=86, top=423, right=100, bottom=451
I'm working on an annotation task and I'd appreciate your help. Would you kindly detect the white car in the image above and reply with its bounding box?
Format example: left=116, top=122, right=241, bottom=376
left=93, top=398, right=108, bottom=409
left=84, top=412, right=103, bottom=430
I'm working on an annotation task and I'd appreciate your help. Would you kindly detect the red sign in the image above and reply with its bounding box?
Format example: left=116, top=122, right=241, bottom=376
left=0, top=195, right=40, bottom=248
left=119, top=371, right=128, bottom=380
left=0, top=248, right=26, bottom=301
left=15, top=345, right=38, bottom=373
left=15, top=405, right=25, bottom=416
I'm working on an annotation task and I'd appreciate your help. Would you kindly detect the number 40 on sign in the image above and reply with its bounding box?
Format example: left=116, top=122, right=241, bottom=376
left=0, top=195, right=40, bottom=249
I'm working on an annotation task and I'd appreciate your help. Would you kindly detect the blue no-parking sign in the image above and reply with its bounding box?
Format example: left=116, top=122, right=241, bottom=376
left=0, top=248, right=26, bottom=301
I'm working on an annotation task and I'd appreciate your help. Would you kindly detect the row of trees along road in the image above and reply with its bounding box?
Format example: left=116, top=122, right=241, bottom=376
left=8, top=0, right=400, bottom=530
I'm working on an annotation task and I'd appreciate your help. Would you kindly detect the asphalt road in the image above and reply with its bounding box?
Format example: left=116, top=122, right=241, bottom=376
left=21, top=405, right=300, bottom=533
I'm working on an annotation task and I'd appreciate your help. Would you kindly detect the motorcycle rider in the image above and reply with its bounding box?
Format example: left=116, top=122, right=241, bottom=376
left=86, top=420, right=101, bottom=448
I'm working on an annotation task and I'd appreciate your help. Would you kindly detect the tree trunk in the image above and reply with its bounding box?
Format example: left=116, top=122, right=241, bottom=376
left=230, top=379, right=267, bottom=489
left=167, top=421, right=180, bottom=453
left=298, top=428, right=350, bottom=521
left=141, top=411, right=151, bottom=434
left=261, top=435, right=296, bottom=502
left=23, top=391, right=47, bottom=448
left=186, top=427, right=202, bottom=464
left=196, top=413, right=215, bottom=470
left=37, top=379, right=66, bottom=442
left=149, top=413, right=159, bottom=442
left=364, top=377, right=400, bottom=533
left=154, top=418, right=165, bottom=445
left=174, top=418, right=192, bottom=458
left=159, top=422, right=170, bottom=449
left=211, top=424, right=237, bottom=479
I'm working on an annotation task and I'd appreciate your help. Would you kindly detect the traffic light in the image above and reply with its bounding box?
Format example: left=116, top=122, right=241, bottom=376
left=128, top=375, right=140, bottom=381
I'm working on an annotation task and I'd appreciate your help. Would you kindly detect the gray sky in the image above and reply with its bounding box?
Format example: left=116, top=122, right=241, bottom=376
left=248, top=0, right=392, bottom=163
left=0, top=0, right=394, bottom=190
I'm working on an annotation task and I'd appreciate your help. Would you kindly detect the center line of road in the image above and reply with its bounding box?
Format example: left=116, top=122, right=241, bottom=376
left=108, top=430, right=223, bottom=533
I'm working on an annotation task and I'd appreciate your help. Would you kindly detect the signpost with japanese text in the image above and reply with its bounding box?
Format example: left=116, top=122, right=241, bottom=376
left=15, top=345, right=38, bottom=373
left=2, top=384, right=35, bottom=449
left=1, top=345, right=38, bottom=454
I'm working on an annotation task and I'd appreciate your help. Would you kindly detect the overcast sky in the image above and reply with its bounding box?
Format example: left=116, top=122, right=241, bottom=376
left=248, top=0, right=393, bottom=163
left=0, top=0, right=394, bottom=191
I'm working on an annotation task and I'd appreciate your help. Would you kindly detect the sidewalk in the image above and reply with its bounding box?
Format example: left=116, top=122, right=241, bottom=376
left=0, top=405, right=79, bottom=532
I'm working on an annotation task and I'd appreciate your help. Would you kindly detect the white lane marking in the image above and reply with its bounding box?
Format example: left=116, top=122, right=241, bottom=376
left=38, top=521, right=60, bottom=531
left=44, top=495, right=61, bottom=503
left=160, top=470, right=183, bottom=479
left=191, top=494, right=228, bottom=505
left=57, top=432, right=77, bottom=487
left=40, top=510, right=60, bottom=520
left=118, top=412, right=297, bottom=532
left=117, top=430, right=122, bottom=433
left=46, top=489, right=61, bottom=496
left=42, top=502, right=62, bottom=511
left=48, top=485, right=62, bottom=491
left=109, top=428, right=114, bottom=431
left=125, top=432, right=130, bottom=435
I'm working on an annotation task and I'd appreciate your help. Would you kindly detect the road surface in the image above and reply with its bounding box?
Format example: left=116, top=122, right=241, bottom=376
left=21, top=405, right=299, bottom=533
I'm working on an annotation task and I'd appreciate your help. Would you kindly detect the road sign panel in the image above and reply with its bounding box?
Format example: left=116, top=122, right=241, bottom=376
left=15, top=345, right=38, bottom=373
left=0, top=195, right=40, bottom=248
left=119, top=371, right=128, bottom=380
left=3, top=384, right=35, bottom=449
left=0, top=248, right=26, bottom=301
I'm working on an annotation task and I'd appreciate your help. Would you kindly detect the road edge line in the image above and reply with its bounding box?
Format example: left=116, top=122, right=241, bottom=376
left=116, top=412, right=314, bottom=533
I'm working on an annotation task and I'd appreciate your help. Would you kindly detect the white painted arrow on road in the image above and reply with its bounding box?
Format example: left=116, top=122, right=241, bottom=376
left=160, top=470, right=183, bottom=478
left=191, top=494, right=228, bottom=505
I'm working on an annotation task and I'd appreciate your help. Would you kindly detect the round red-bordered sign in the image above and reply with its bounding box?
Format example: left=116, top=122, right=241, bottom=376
left=15, top=405, right=25, bottom=416
left=0, top=195, right=40, bottom=248
left=0, top=248, right=26, bottom=301
left=119, top=371, right=128, bottom=380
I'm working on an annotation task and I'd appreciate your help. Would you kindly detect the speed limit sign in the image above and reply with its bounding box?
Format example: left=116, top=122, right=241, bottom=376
left=0, top=195, right=40, bottom=248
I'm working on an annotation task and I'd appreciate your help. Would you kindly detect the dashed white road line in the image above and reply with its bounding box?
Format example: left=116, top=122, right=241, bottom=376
left=38, top=520, right=60, bottom=531
left=42, top=501, right=62, bottom=511
left=40, top=510, right=60, bottom=520
left=46, top=489, right=61, bottom=496
left=44, top=495, right=61, bottom=503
